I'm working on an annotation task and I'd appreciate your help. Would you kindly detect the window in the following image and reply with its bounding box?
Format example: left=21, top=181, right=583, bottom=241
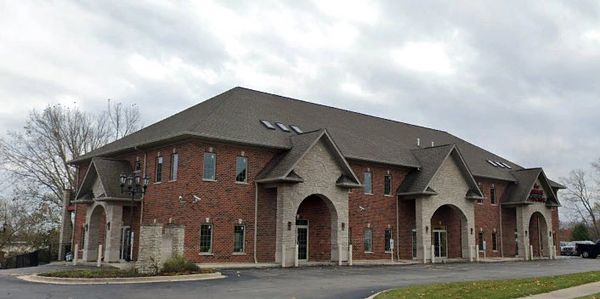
left=490, top=184, right=497, bottom=204
left=290, top=125, right=303, bottom=134
left=170, top=153, right=179, bottom=181
left=384, top=175, right=392, bottom=196
left=155, top=156, right=163, bottom=182
left=363, top=172, right=372, bottom=194
left=260, top=120, right=276, bottom=130
left=477, top=182, right=484, bottom=204
left=478, top=231, right=484, bottom=251
left=384, top=228, right=392, bottom=252
left=203, top=152, right=216, bottom=180
left=515, top=229, right=519, bottom=255
left=200, top=224, right=213, bottom=253
left=411, top=229, right=417, bottom=258
left=276, top=122, right=290, bottom=132
left=364, top=228, right=373, bottom=252
left=234, top=225, right=245, bottom=253
left=492, top=232, right=498, bottom=251
left=235, top=156, right=248, bottom=183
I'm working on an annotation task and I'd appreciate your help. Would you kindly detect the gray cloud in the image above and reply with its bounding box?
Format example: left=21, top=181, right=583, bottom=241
left=1, top=1, right=599, bottom=213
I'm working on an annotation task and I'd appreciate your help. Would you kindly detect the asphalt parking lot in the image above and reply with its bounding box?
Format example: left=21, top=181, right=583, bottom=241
left=0, top=257, right=598, bottom=299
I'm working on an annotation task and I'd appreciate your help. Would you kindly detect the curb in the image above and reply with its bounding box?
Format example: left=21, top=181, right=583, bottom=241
left=365, top=289, right=389, bottom=299
left=17, top=272, right=226, bottom=285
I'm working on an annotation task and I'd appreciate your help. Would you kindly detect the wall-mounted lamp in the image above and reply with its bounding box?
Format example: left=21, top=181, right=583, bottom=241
left=84, top=224, right=88, bottom=231
left=341, top=222, right=345, bottom=231
left=549, top=231, right=552, bottom=237
left=426, top=226, right=429, bottom=233
left=470, top=228, right=473, bottom=235
left=287, top=221, right=292, bottom=231
left=525, top=230, right=528, bottom=237
left=107, top=222, right=111, bottom=231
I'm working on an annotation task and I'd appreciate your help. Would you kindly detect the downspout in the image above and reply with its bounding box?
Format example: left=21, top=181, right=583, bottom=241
left=253, top=182, right=259, bottom=264
left=396, top=195, right=400, bottom=261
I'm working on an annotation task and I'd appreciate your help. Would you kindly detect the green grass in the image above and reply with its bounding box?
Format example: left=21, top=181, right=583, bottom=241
left=577, top=293, right=600, bottom=299
left=377, top=271, right=600, bottom=299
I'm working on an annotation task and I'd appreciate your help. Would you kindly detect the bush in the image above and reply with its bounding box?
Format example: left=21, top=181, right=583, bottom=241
left=161, top=255, right=199, bottom=274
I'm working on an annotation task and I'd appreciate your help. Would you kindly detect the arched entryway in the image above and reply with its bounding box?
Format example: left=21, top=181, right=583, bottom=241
left=86, top=204, right=107, bottom=261
left=529, top=212, right=549, bottom=257
left=430, top=204, right=469, bottom=259
left=295, top=194, right=339, bottom=262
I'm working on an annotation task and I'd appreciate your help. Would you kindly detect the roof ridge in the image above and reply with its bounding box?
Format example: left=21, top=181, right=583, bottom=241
left=233, top=86, right=448, bottom=133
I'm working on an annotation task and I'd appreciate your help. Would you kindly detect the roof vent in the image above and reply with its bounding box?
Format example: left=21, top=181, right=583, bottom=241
left=417, top=138, right=421, bottom=147
left=275, top=122, right=290, bottom=132
left=260, top=120, right=276, bottom=130
left=431, top=141, right=435, bottom=147
left=290, top=125, right=303, bottom=134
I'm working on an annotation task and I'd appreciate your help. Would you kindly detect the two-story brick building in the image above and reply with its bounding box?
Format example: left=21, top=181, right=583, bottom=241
left=59, top=87, right=563, bottom=269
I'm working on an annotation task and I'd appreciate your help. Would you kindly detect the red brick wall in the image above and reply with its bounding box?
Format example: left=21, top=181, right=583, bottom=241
left=297, top=195, right=331, bottom=261
left=256, top=187, right=277, bottom=262
left=348, top=161, right=409, bottom=260
left=140, top=140, right=278, bottom=263
left=398, top=199, right=416, bottom=259
left=474, top=178, right=508, bottom=257
left=73, top=204, right=87, bottom=259
left=431, top=205, right=463, bottom=258
left=501, top=207, right=517, bottom=256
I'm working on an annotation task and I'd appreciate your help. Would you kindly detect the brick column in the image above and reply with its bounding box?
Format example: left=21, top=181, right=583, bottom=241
left=58, top=189, right=73, bottom=261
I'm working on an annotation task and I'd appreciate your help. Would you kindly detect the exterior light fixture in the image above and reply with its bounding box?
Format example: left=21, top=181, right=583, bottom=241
left=119, top=171, right=150, bottom=262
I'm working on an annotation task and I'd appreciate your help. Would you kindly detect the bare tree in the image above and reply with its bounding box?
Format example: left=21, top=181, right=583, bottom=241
left=0, top=102, right=141, bottom=208
left=561, top=169, right=600, bottom=239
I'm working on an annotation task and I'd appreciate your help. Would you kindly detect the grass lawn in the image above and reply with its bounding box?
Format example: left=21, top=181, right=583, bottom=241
left=39, top=267, right=215, bottom=278
left=578, top=294, right=600, bottom=299
left=377, top=271, right=600, bottom=299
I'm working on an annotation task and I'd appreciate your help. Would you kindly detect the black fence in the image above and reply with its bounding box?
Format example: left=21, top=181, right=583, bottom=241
left=0, top=244, right=59, bottom=269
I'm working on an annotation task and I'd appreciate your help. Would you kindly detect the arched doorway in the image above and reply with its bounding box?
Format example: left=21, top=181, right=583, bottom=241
left=86, top=204, right=107, bottom=261
left=529, top=212, right=549, bottom=257
left=295, top=194, right=338, bottom=262
left=430, top=204, right=469, bottom=259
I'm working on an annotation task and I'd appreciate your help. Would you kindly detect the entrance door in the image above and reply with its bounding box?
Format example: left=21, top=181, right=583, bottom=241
left=433, top=229, right=448, bottom=258
left=120, top=226, right=132, bottom=261
left=296, top=219, right=309, bottom=261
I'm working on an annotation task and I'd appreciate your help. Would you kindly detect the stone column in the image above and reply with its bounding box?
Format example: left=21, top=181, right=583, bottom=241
left=103, top=204, right=123, bottom=262
left=415, top=199, right=431, bottom=263
left=137, top=224, right=163, bottom=274
left=516, top=206, right=529, bottom=259
left=275, top=186, right=296, bottom=267
left=58, top=189, right=73, bottom=261
left=331, top=201, right=349, bottom=263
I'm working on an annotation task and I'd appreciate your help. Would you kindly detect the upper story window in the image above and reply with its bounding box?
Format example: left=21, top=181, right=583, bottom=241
left=490, top=184, right=497, bottom=204
left=384, top=175, right=392, bottom=196
left=363, top=171, right=373, bottom=194
left=170, top=153, right=179, bottom=181
left=236, top=156, right=248, bottom=183
left=155, top=156, right=163, bottom=183
left=203, top=152, right=216, bottom=180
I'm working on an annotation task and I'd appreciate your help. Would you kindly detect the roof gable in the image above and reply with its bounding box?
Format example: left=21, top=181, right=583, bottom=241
left=256, top=129, right=360, bottom=186
left=75, top=158, right=133, bottom=200
left=503, top=168, right=560, bottom=207
left=398, top=144, right=483, bottom=199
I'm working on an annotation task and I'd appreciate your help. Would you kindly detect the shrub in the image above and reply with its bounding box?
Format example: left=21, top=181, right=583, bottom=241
left=161, top=255, right=199, bottom=274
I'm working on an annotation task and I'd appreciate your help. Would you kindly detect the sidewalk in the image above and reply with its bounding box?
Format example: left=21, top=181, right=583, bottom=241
left=522, top=281, right=600, bottom=299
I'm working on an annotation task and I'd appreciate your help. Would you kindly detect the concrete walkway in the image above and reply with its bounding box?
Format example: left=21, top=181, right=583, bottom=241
left=523, top=281, right=600, bottom=299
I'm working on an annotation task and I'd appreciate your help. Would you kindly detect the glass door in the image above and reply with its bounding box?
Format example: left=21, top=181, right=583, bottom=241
left=433, top=229, right=448, bottom=258
left=120, top=226, right=132, bottom=261
left=296, top=219, right=309, bottom=261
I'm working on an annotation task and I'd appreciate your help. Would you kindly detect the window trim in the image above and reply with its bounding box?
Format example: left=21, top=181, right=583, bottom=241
left=411, top=228, right=417, bottom=259
left=364, top=228, right=373, bottom=253
left=363, top=171, right=373, bottom=195
left=233, top=225, right=245, bottom=254
left=203, top=152, right=217, bottom=181
left=384, top=175, right=392, bottom=196
left=384, top=228, right=393, bottom=253
left=235, top=156, right=248, bottom=183
left=199, top=223, right=213, bottom=254
left=492, top=231, right=498, bottom=251
left=478, top=231, right=485, bottom=252
left=155, top=156, right=163, bottom=183
left=170, top=153, right=179, bottom=181
left=490, top=184, right=497, bottom=205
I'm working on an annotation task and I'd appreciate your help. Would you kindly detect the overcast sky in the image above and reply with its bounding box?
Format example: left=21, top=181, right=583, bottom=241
left=1, top=1, right=599, bottom=187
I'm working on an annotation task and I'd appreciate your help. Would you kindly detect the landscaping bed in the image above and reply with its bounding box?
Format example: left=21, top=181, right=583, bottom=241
left=377, top=271, right=600, bottom=299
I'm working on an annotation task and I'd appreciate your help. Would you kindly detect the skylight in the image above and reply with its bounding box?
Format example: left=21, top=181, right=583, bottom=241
left=487, top=159, right=513, bottom=169
left=290, top=125, right=303, bottom=134
left=260, top=120, right=276, bottom=130
left=500, top=162, right=512, bottom=169
left=276, top=122, right=290, bottom=132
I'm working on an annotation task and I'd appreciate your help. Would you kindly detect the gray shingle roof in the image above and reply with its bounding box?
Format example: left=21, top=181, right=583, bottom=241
left=502, top=168, right=560, bottom=206
left=75, top=158, right=135, bottom=200
left=71, top=87, right=561, bottom=187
